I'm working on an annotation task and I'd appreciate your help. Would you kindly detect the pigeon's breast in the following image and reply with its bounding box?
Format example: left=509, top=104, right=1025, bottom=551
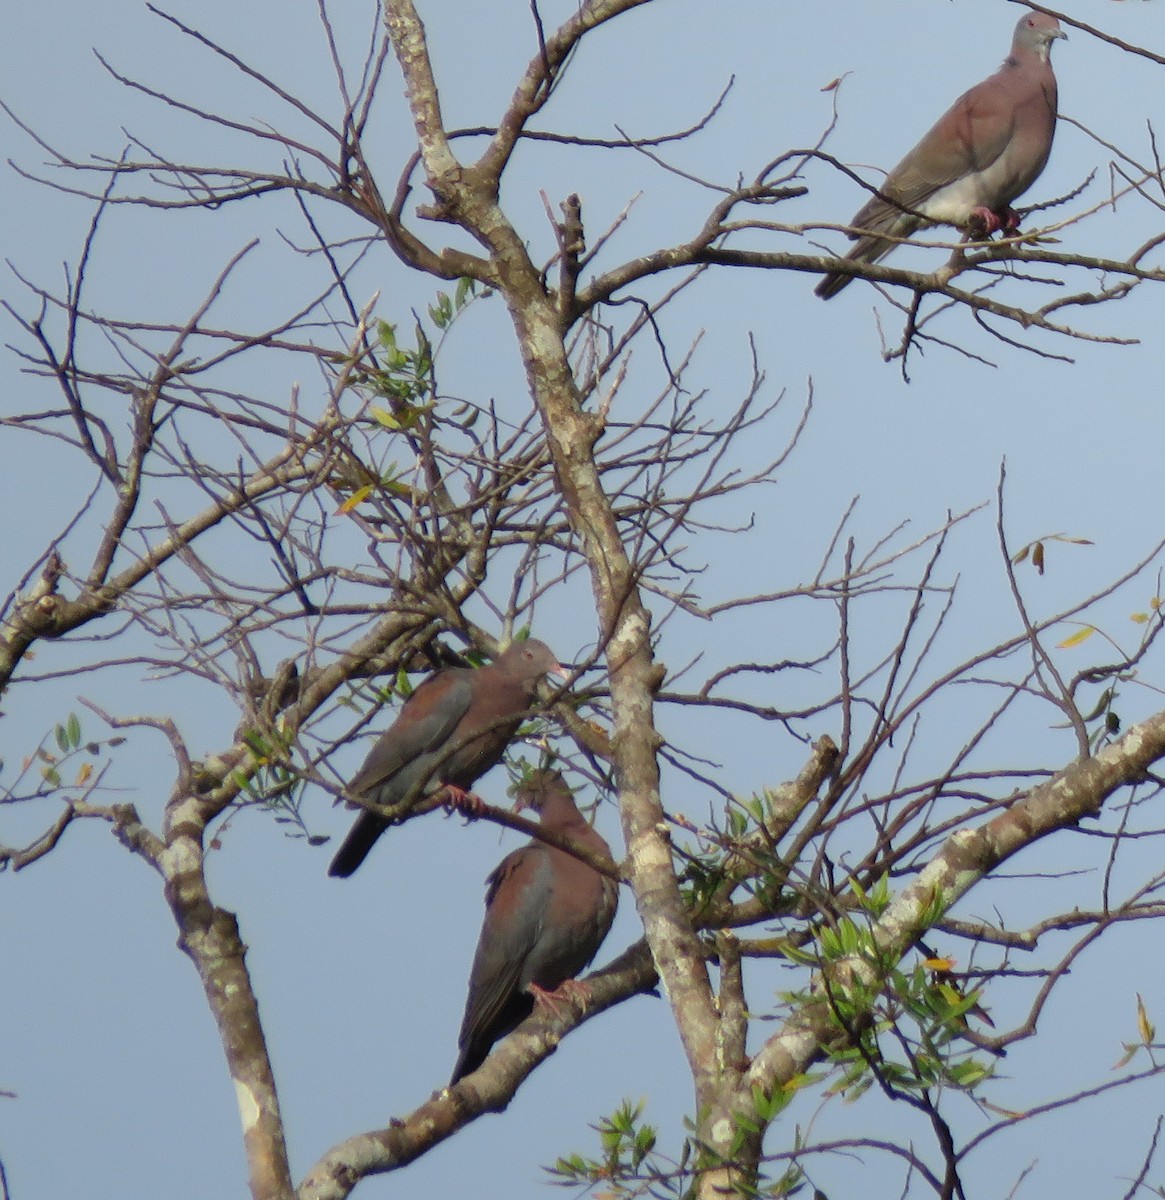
left=915, top=171, right=1002, bottom=226
left=914, top=143, right=1048, bottom=227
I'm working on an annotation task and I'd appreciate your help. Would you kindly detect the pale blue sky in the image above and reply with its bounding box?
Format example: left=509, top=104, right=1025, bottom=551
left=5, top=2, right=1165, bottom=1197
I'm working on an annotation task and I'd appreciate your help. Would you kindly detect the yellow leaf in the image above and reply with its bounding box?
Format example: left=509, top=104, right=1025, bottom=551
left=1032, top=541, right=1045, bottom=575
left=371, top=403, right=432, bottom=431
left=370, top=406, right=402, bottom=430
left=1057, top=625, right=1096, bottom=649
left=1152, top=597, right=1162, bottom=611
left=75, top=762, right=93, bottom=786
left=1131, top=612, right=1150, bottom=624
left=1137, top=993, right=1156, bottom=1045
left=336, top=484, right=373, bottom=515
left=982, top=1100, right=1028, bottom=1119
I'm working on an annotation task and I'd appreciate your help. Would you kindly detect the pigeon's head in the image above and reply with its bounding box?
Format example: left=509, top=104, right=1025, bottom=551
left=512, top=769, right=573, bottom=817
left=495, top=638, right=569, bottom=687
left=1015, top=11, right=1067, bottom=61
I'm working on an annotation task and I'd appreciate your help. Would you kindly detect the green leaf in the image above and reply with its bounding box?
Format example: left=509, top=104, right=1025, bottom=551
left=950, top=1058, right=993, bottom=1088
left=428, top=292, right=454, bottom=328
left=242, top=730, right=272, bottom=759
left=394, top=665, right=414, bottom=699
left=776, top=940, right=818, bottom=967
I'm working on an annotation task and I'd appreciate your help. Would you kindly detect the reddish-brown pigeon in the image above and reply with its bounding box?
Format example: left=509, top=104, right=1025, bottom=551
left=450, top=770, right=618, bottom=1084
left=815, top=12, right=1066, bottom=299
left=328, top=640, right=566, bottom=878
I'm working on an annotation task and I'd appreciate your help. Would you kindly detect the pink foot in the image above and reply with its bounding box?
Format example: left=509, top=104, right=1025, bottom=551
left=528, top=978, right=592, bottom=1016
left=967, top=206, right=1004, bottom=236
left=967, top=206, right=1022, bottom=238
left=443, top=785, right=486, bottom=819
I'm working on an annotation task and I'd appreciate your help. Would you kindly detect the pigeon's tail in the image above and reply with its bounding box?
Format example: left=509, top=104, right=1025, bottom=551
left=327, top=811, right=388, bottom=877
left=449, top=1041, right=485, bottom=1087
left=815, top=233, right=897, bottom=300
left=449, top=994, right=535, bottom=1085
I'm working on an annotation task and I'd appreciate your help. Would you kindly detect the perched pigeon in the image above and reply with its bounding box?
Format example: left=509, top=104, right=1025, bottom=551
left=450, top=770, right=618, bottom=1084
left=815, top=12, right=1066, bottom=299
left=328, top=640, right=566, bottom=878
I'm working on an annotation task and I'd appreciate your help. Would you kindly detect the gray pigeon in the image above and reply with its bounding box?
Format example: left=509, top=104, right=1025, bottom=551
left=815, top=12, right=1066, bottom=299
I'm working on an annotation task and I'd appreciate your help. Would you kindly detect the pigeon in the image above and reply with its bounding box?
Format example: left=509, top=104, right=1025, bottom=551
left=450, top=770, right=618, bottom=1084
left=815, top=12, right=1066, bottom=299
left=328, top=640, right=566, bottom=878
